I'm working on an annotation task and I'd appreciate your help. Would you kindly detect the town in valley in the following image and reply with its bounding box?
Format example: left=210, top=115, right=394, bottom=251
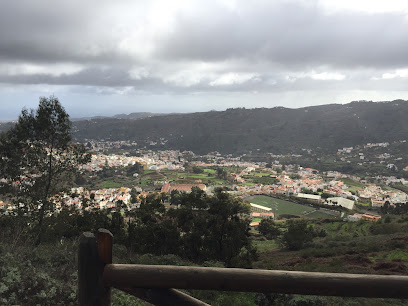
left=3, top=138, right=406, bottom=225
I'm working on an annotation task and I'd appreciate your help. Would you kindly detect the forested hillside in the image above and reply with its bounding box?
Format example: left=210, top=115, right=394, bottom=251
left=72, top=100, right=408, bottom=154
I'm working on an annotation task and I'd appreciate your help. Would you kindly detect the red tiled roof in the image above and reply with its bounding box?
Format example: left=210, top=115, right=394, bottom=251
left=161, top=183, right=170, bottom=193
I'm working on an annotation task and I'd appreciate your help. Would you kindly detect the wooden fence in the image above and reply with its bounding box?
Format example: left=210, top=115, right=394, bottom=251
left=78, top=229, right=408, bottom=305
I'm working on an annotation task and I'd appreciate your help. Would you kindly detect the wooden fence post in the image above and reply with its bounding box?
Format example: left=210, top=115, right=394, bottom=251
left=97, top=229, right=113, bottom=305
left=78, top=230, right=112, bottom=306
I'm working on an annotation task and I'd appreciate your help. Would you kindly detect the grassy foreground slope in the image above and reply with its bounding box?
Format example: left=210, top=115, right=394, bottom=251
left=2, top=216, right=408, bottom=305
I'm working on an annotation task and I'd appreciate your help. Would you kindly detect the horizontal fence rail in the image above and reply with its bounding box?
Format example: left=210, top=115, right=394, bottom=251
left=78, top=229, right=408, bottom=305
left=103, top=264, right=408, bottom=299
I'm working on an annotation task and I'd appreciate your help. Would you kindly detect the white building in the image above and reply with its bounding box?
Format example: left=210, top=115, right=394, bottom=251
left=296, top=193, right=321, bottom=203
left=326, top=197, right=355, bottom=210
left=250, top=203, right=272, bottom=212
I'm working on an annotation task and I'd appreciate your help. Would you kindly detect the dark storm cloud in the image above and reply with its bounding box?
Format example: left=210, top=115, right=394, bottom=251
left=1, top=1, right=407, bottom=69
left=0, top=67, right=157, bottom=87
left=0, top=0, right=132, bottom=64
left=155, top=2, right=408, bottom=69
left=0, top=41, right=127, bottom=65
left=0, top=0, right=407, bottom=98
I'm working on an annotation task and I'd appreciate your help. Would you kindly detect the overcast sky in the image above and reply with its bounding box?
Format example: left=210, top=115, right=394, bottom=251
left=1, top=0, right=408, bottom=120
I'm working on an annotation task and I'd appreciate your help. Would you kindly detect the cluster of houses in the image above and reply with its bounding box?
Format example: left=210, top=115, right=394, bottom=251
left=333, top=140, right=406, bottom=172
left=80, top=154, right=149, bottom=172
left=358, top=185, right=408, bottom=207
left=80, top=152, right=187, bottom=173
left=231, top=170, right=353, bottom=200
left=222, top=166, right=407, bottom=213
left=84, top=140, right=138, bottom=152
left=82, top=149, right=264, bottom=175
left=55, top=186, right=133, bottom=211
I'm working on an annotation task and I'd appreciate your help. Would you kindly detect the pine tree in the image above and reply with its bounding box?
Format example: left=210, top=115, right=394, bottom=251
left=0, top=96, right=90, bottom=243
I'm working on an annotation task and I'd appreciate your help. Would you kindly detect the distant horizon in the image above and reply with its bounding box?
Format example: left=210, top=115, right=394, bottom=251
left=1, top=98, right=406, bottom=122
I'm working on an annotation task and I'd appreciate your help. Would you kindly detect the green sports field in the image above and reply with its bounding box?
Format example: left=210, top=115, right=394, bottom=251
left=249, top=195, right=314, bottom=216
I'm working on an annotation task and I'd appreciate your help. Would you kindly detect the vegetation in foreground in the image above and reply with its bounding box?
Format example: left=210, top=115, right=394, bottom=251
left=1, top=203, right=408, bottom=305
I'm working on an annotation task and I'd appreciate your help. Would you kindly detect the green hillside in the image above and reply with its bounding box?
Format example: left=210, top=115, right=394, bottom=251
left=71, top=100, right=408, bottom=155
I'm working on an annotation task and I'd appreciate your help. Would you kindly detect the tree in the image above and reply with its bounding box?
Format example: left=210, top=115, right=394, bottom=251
left=289, top=174, right=301, bottom=180
left=130, top=187, right=139, bottom=204
left=281, top=219, right=314, bottom=250
left=160, top=191, right=169, bottom=203
left=321, top=192, right=331, bottom=199
left=126, top=162, right=144, bottom=176
left=258, top=218, right=280, bottom=239
left=170, top=189, right=181, bottom=205
left=0, top=96, right=90, bottom=243
left=192, top=166, right=204, bottom=174
left=216, top=167, right=228, bottom=180
left=205, top=190, right=255, bottom=266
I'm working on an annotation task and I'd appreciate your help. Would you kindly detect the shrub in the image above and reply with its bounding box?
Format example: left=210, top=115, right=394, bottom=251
left=281, top=220, right=314, bottom=251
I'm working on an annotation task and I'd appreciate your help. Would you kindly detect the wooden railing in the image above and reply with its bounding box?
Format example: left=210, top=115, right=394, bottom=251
left=78, top=229, right=408, bottom=305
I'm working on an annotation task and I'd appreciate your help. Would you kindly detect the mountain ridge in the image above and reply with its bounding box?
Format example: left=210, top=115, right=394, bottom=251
left=71, top=100, right=408, bottom=154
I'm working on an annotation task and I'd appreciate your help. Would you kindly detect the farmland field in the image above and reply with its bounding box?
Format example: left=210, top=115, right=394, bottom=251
left=249, top=195, right=314, bottom=216
left=160, top=169, right=229, bottom=185
left=340, top=178, right=365, bottom=193
left=306, top=210, right=338, bottom=219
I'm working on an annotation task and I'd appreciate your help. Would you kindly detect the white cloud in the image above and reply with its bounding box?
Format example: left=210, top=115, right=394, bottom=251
left=160, top=61, right=218, bottom=86
left=128, top=67, right=150, bottom=80
left=285, top=70, right=346, bottom=81
left=164, top=71, right=206, bottom=87
left=209, top=73, right=260, bottom=86
left=311, top=72, right=346, bottom=81
left=381, top=69, right=408, bottom=79
left=318, top=0, right=408, bottom=14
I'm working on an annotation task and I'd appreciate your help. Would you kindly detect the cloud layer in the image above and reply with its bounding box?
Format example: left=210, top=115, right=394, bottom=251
left=1, top=0, right=408, bottom=118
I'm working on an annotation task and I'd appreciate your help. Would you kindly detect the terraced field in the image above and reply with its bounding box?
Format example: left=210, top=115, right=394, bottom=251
left=305, top=210, right=338, bottom=219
